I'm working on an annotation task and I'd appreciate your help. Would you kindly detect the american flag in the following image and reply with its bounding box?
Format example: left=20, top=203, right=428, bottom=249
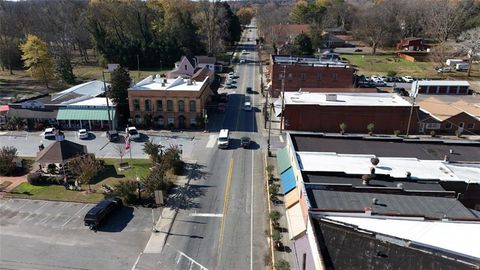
left=125, top=134, right=131, bottom=150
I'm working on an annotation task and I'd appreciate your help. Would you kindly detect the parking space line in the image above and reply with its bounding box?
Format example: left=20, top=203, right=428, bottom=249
left=62, top=204, right=87, bottom=227
left=33, top=201, right=49, bottom=213
left=131, top=252, right=143, bottom=270
left=14, top=200, right=30, bottom=211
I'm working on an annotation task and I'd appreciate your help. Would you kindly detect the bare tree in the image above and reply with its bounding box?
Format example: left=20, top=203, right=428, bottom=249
left=457, top=26, right=480, bottom=77
left=430, top=42, right=453, bottom=70
left=422, top=0, right=475, bottom=42
left=68, top=155, right=103, bottom=191
left=113, top=143, right=127, bottom=163
left=195, top=0, right=227, bottom=55
left=256, top=3, right=291, bottom=46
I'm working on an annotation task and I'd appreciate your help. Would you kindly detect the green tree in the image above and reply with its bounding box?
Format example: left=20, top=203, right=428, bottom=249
left=161, top=145, right=184, bottom=175
left=55, top=53, right=75, bottom=84
left=221, top=2, right=242, bottom=46
left=291, top=33, right=313, bottom=55
left=289, top=0, right=326, bottom=25
left=0, top=146, right=18, bottom=176
left=269, top=210, right=282, bottom=227
left=110, top=66, right=131, bottom=119
left=68, top=155, right=104, bottom=191
left=111, top=180, right=137, bottom=204
left=143, top=140, right=164, bottom=163
left=19, top=34, right=55, bottom=88
left=142, top=166, right=172, bottom=198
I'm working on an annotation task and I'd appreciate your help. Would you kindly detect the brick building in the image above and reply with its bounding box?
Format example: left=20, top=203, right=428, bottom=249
left=128, top=75, right=212, bottom=129
left=280, top=92, right=417, bottom=134
left=396, top=38, right=428, bottom=51
left=417, top=95, right=480, bottom=135
left=412, top=80, right=470, bottom=95
left=268, top=55, right=355, bottom=97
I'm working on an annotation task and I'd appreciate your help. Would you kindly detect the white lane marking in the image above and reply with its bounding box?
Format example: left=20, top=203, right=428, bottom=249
left=131, top=252, right=143, bottom=270
left=188, top=213, right=223, bottom=217
left=206, top=134, right=217, bottom=148
left=250, top=44, right=256, bottom=270
left=176, top=250, right=208, bottom=270
left=279, top=135, right=284, bottom=143
left=62, top=204, right=88, bottom=227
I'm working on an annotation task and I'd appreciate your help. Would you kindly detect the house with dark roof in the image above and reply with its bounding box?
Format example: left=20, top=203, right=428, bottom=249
left=276, top=133, right=480, bottom=270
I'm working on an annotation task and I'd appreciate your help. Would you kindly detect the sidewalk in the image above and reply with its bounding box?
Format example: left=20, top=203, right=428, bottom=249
left=266, top=155, right=295, bottom=269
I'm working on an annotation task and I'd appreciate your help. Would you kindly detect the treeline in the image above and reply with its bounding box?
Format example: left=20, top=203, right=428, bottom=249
left=257, top=0, right=480, bottom=54
left=0, top=0, right=243, bottom=82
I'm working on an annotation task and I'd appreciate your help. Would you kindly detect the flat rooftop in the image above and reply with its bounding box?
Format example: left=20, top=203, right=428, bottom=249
left=297, top=152, right=480, bottom=183
left=283, top=92, right=412, bottom=106
left=326, top=216, right=480, bottom=260
left=306, top=189, right=477, bottom=219
left=415, top=80, right=470, bottom=87
left=272, top=55, right=351, bottom=68
left=302, top=172, right=446, bottom=191
left=290, top=134, right=480, bottom=162
left=129, top=76, right=207, bottom=91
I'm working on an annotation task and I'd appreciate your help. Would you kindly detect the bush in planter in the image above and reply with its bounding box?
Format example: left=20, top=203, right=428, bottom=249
left=339, top=123, right=347, bottom=134
left=269, top=210, right=282, bottom=227
left=367, top=123, right=375, bottom=135
left=430, top=130, right=436, bottom=137
left=455, top=130, right=462, bottom=138
left=394, top=130, right=401, bottom=136
left=275, top=260, right=291, bottom=270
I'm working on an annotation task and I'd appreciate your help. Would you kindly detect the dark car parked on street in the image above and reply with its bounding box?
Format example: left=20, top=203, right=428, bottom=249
left=240, top=136, right=251, bottom=148
left=84, top=197, right=123, bottom=230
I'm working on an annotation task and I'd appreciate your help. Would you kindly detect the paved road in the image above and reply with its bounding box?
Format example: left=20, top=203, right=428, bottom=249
left=136, top=21, right=268, bottom=270
left=0, top=199, right=160, bottom=270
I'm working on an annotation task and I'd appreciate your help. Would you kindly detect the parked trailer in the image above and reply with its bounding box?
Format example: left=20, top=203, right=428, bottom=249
left=445, top=59, right=464, bottom=67
left=455, top=63, right=470, bottom=71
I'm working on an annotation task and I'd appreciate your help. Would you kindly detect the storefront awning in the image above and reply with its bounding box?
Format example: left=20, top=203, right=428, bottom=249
left=57, top=108, right=115, bottom=121
left=280, top=167, right=296, bottom=194
left=0, top=105, right=9, bottom=112
left=286, top=202, right=306, bottom=240
left=276, top=147, right=291, bottom=174
left=284, top=186, right=300, bottom=209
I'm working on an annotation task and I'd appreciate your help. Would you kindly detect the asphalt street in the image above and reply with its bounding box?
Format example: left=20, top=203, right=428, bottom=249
left=137, top=21, right=269, bottom=270
left=0, top=199, right=161, bottom=270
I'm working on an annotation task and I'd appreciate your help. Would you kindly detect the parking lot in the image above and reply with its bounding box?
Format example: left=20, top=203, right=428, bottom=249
left=0, top=199, right=160, bottom=270
left=0, top=130, right=201, bottom=159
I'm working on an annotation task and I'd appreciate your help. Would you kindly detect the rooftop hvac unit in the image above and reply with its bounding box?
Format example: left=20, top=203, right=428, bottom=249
left=187, top=79, right=193, bottom=85
left=155, top=74, right=161, bottom=79
left=325, top=94, right=337, bottom=101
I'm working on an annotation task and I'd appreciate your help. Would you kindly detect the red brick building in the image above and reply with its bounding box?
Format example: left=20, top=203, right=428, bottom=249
left=396, top=38, right=428, bottom=51
left=280, top=92, right=418, bottom=134
left=417, top=95, right=480, bottom=135
left=268, top=55, right=355, bottom=97
left=412, top=80, right=470, bottom=95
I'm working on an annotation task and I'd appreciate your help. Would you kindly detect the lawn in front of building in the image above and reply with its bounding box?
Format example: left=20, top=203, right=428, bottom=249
left=8, top=158, right=152, bottom=203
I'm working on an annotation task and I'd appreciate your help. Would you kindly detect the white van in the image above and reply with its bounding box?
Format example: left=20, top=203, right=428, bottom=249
left=217, top=129, right=229, bottom=149
left=455, top=63, right=470, bottom=71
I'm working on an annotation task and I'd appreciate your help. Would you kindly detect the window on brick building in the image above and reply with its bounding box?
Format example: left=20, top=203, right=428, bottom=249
left=467, top=123, right=475, bottom=129
left=156, top=100, right=163, bottom=112
left=145, top=99, right=152, bottom=111
left=332, top=73, right=338, bottom=80
left=317, top=73, right=322, bottom=81
left=189, top=100, right=196, bottom=112
left=133, top=99, right=140, bottom=111
left=279, top=73, right=284, bottom=80
left=300, top=73, right=306, bottom=81
left=445, top=122, right=452, bottom=129
left=287, top=73, right=292, bottom=80
left=167, top=100, right=174, bottom=111
left=178, top=100, right=185, bottom=112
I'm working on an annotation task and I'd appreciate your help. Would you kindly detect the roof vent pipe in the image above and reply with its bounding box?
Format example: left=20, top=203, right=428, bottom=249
left=372, top=198, right=378, bottom=205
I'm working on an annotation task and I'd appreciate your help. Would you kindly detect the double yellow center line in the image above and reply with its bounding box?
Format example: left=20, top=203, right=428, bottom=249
left=217, top=158, right=234, bottom=263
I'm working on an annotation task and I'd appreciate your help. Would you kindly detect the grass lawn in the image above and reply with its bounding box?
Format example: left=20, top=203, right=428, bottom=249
left=342, top=53, right=438, bottom=78
left=73, top=64, right=171, bottom=82
left=8, top=158, right=153, bottom=203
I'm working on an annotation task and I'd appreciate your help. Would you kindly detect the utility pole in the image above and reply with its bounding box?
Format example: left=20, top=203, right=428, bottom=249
left=102, top=70, right=113, bottom=130
left=267, top=103, right=273, bottom=157
left=137, top=54, right=140, bottom=82
left=264, top=91, right=269, bottom=129
left=406, top=81, right=418, bottom=137
left=279, top=65, right=286, bottom=133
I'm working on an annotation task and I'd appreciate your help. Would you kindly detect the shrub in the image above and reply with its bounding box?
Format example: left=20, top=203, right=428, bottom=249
left=269, top=210, right=282, bottom=226
left=269, top=183, right=279, bottom=197
left=387, top=70, right=397, bottom=77
left=275, top=260, right=290, bottom=270
left=173, top=160, right=185, bottom=175
left=394, top=130, right=401, bottom=136
left=339, top=123, right=347, bottom=134
left=110, top=180, right=138, bottom=204
left=430, top=130, right=436, bottom=137
left=367, top=123, right=375, bottom=135
left=0, top=146, right=18, bottom=176
left=271, top=229, right=282, bottom=242
left=455, top=130, right=462, bottom=138
left=27, top=172, right=44, bottom=185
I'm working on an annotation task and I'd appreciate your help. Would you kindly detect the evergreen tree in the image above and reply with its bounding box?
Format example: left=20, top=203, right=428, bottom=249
left=55, top=53, right=75, bottom=84
left=19, top=35, right=55, bottom=88
left=109, top=66, right=131, bottom=119
left=291, top=33, right=314, bottom=55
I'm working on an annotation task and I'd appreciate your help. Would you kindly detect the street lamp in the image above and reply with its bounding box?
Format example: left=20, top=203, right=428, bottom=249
left=203, top=109, right=208, bottom=133
left=136, top=176, right=141, bottom=201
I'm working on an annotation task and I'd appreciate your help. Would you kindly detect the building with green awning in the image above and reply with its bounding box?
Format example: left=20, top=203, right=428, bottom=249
left=56, top=98, right=116, bottom=130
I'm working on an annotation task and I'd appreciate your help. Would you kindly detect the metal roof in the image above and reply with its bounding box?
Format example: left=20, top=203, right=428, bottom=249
left=57, top=108, right=115, bottom=121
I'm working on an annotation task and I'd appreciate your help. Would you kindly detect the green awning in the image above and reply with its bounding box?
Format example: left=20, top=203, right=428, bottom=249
left=276, top=147, right=292, bottom=174
left=57, top=108, right=115, bottom=121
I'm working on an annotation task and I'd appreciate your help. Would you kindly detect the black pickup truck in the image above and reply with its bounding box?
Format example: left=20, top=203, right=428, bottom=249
left=84, top=198, right=123, bottom=230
